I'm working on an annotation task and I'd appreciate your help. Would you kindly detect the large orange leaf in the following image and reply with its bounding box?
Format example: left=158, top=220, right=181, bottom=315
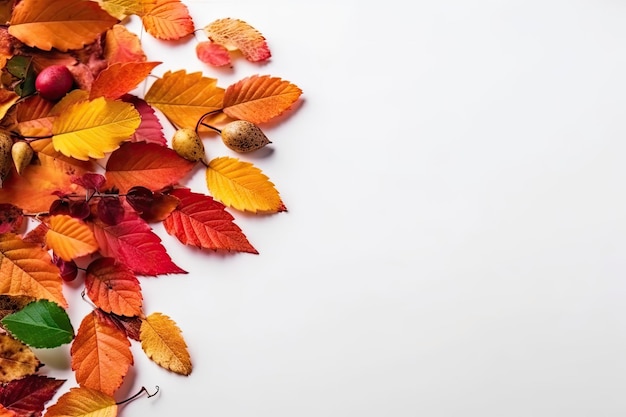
left=141, top=0, right=194, bottom=40
left=8, top=0, right=118, bottom=52
left=44, top=387, right=117, bottom=417
left=90, top=61, right=161, bottom=100
left=0, top=234, right=67, bottom=307
left=71, top=311, right=133, bottom=396
left=223, top=75, right=302, bottom=124
left=206, top=156, right=286, bottom=213
left=144, top=69, right=224, bottom=130
left=140, top=312, right=191, bottom=375
left=52, top=97, right=141, bottom=160
left=45, top=215, right=99, bottom=262
left=3, top=95, right=54, bottom=138
left=85, top=257, right=143, bottom=317
left=204, top=18, right=271, bottom=62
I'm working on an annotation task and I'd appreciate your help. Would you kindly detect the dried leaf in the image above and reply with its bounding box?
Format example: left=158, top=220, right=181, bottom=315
left=141, top=0, right=194, bottom=41
left=0, top=334, right=40, bottom=383
left=71, top=310, right=132, bottom=396
left=140, top=312, right=191, bottom=375
left=0, top=375, right=65, bottom=417
left=90, top=61, right=161, bottom=100
left=44, top=386, right=117, bottom=417
left=85, top=257, right=143, bottom=317
left=223, top=75, right=302, bottom=124
left=206, top=156, right=286, bottom=213
left=45, top=215, right=99, bottom=262
left=204, top=18, right=271, bottom=62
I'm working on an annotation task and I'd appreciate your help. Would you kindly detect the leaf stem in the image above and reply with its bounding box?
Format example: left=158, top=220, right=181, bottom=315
left=195, top=109, right=223, bottom=134
left=117, top=386, right=160, bottom=405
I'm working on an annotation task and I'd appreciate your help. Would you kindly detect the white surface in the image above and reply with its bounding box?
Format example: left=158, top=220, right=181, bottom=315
left=54, top=1, right=626, bottom=416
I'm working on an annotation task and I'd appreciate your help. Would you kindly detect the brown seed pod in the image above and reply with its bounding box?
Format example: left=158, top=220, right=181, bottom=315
left=0, top=131, right=13, bottom=187
left=221, top=120, right=271, bottom=153
left=171, top=128, right=206, bottom=163
left=11, top=141, right=34, bottom=175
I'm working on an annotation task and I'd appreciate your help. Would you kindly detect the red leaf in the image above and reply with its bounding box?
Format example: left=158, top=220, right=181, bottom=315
left=0, top=375, right=65, bottom=417
left=163, top=187, right=257, bottom=253
left=122, top=95, right=167, bottom=145
left=85, top=257, right=143, bottom=317
left=105, top=142, right=195, bottom=193
left=92, top=210, right=186, bottom=276
left=195, top=41, right=231, bottom=67
left=101, top=311, right=142, bottom=341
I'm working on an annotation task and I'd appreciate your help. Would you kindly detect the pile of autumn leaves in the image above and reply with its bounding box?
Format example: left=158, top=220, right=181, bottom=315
left=0, top=0, right=301, bottom=415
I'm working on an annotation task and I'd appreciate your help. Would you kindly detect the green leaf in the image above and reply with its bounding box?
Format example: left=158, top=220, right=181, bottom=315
left=1, top=300, right=74, bottom=348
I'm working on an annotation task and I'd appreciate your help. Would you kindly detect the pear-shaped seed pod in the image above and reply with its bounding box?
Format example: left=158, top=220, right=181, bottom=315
left=172, top=128, right=206, bottom=163
left=221, top=120, right=271, bottom=153
left=11, top=141, right=34, bottom=175
left=0, top=131, right=12, bottom=187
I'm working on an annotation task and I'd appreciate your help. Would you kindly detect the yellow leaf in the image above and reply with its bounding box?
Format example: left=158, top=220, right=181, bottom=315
left=98, top=0, right=156, bottom=19
left=45, top=215, right=99, bottom=262
left=0, top=234, right=67, bottom=307
left=203, top=18, right=271, bottom=62
left=0, top=334, right=40, bottom=383
left=52, top=97, right=141, bottom=160
left=140, top=312, right=191, bottom=375
left=8, top=0, right=118, bottom=52
left=44, top=387, right=117, bottom=417
left=0, top=89, right=18, bottom=122
left=206, top=156, right=286, bottom=213
left=144, top=69, right=225, bottom=131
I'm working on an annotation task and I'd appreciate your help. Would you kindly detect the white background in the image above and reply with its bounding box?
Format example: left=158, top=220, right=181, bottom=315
left=45, top=1, right=626, bottom=416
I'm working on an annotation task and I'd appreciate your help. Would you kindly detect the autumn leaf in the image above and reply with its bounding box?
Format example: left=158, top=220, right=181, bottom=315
left=164, top=187, right=257, bottom=253
left=0, top=334, right=40, bottom=383
left=0, top=405, right=15, bottom=417
left=92, top=211, right=186, bottom=276
left=90, top=61, right=161, bottom=100
left=44, top=387, right=117, bottom=417
left=0, top=90, right=18, bottom=123
left=0, top=295, right=33, bottom=322
left=8, top=0, right=118, bottom=52
left=140, top=312, right=191, bottom=375
left=223, top=75, right=302, bottom=124
left=144, top=69, right=225, bottom=131
left=85, top=257, right=143, bottom=317
left=1, top=300, right=74, bottom=348
left=0, top=375, right=65, bottom=417
left=103, top=311, right=142, bottom=341
left=206, top=156, right=286, bottom=213
left=105, top=142, right=195, bottom=193
left=141, top=0, right=194, bottom=41
left=104, top=24, right=147, bottom=65
left=122, top=95, right=167, bottom=145
left=204, top=18, right=271, bottom=62
left=99, top=0, right=156, bottom=19
left=196, top=41, right=231, bottom=67
left=51, top=97, right=141, bottom=161
left=0, top=204, right=23, bottom=234
left=2, top=95, right=54, bottom=138
left=45, top=215, right=99, bottom=262
left=71, top=310, right=133, bottom=396
left=0, top=234, right=66, bottom=307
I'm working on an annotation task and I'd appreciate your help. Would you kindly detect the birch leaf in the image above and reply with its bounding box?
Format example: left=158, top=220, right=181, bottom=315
left=141, top=0, right=194, bottom=41
left=140, top=312, right=191, bottom=375
left=44, top=387, right=117, bottom=417
left=45, top=215, right=99, bottom=262
left=204, top=18, right=271, bottom=62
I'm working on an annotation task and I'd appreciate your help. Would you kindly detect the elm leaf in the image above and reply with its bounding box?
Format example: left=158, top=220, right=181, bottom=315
left=1, top=300, right=74, bottom=348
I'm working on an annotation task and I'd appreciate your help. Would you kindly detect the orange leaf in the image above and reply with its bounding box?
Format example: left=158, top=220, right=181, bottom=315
left=85, top=257, right=143, bottom=317
left=206, top=156, right=286, bottom=213
left=104, top=24, right=147, bottom=65
left=8, top=0, right=118, bottom=52
left=44, top=386, right=117, bottom=417
left=0, top=90, right=18, bottom=123
left=90, top=61, right=161, bottom=100
left=0, top=404, right=16, bottom=417
left=3, top=95, right=54, bottom=138
left=45, top=215, right=99, bottom=262
left=144, top=69, right=225, bottom=130
left=223, top=75, right=302, bottom=124
left=71, top=311, right=133, bottom=396
left=0, top=234, right=67, bottom=307
left=140, top=312, right=191, bottom=375
left=204, top=18, right=271, bottom=62
left=141, top=0, right=194, bottom=41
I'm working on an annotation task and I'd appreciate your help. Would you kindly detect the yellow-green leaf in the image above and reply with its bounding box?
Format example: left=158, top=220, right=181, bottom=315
left=52, top=97, right=141, bottom=160
left=206, top=156, right=286, bottom=213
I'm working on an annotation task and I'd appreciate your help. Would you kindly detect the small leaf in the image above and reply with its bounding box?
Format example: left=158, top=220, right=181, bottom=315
left=140, top=312, right=191, bottom=375
left=0, top=375, right=65, bottom=416
left=0, top=334, right=41, bottom=383
left=206, top=156, right=286, bottom=213
left=45, top=215, right=99, bottom=262
left=204, top=18, right=271, bottom=62
left=90, top=61, right=161, bottom=100
left=1, top=300, right=74, bottom=348
left=141, top=0, right=194, bottom=40
left=196, top=41, right=231, bottom=67
left=122, top=95, right=167, bottom=145
left=44, top=387, right=117, bottom=417
left=85, top=257, right=143, bottom=317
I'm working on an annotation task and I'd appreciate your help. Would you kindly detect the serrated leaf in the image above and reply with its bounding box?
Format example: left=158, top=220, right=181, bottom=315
left=0, top=374, right=65, bottom=416
left=0, top=234, right=67, bottom=307
left=141, top=0, right=194, bottom=40
left=3, top=95, right=54, bottom=138
left=105, top=142, right=195, bottom=193
left=144, top=69, right=225, bottom=131
left=90, top=61, right=161, bottom=100
left=92, top=210, right=186, bottom=276
left=204, top=18, right=271, bottom=62
left=0, top=334, right=41, bottom=383
left=223, top=75, right=302, bottom=124
left=140, top=312, right=191, bottom=375
left=52, top=97, right=141, bottom=161
left=71, top=310, right=132, bottom=396
left=163, top=187, right=257, bottom=253
left=44, top=387, right=117, bottom=417
left=122, top=95, right=167, bottom=145
left=1, top=300, right=74, bottom=348
left=85, top=257, right=143, bottom=317
left=206, top=156, right=286, bottom=213
left=45, top=215, right=99, bottom=262
left=8, top=0, right=118, bottom=52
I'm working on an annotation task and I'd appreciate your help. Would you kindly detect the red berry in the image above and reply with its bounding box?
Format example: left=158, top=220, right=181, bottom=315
left=35, top=65, right=74, bottom=101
